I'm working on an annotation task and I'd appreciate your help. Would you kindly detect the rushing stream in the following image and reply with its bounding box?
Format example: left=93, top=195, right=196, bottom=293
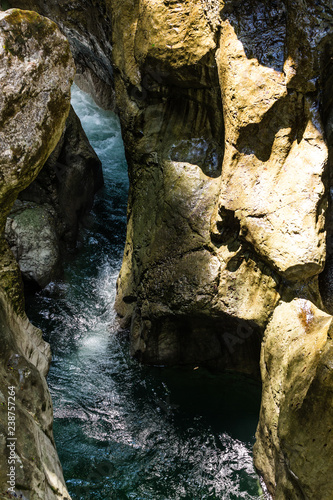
left=26, top=85, right=263, bottom=500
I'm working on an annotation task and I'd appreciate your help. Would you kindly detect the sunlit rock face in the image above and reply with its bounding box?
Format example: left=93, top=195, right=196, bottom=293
left=112, top=0, right=329, bottom=368
left=111, top=0, right=274, bottom=378
left=107, top=0, right=333, bottom=497
left=0, top=9, right=75, bottom=499
left=5, top=106, right=103, bottom=288
left=254, top=298, right=333, bottom=500
left=6, top=0, right=114, bottom=109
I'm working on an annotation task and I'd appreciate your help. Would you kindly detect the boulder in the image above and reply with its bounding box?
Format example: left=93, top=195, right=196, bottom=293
left=0, top=8, right=74, bottom=230
left=254, top=299, right=333, bottom=499
left=6, top=0, right=115, bottom=109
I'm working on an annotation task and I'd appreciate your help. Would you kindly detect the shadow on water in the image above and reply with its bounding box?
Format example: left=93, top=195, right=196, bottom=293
left=25, top=85, right=263, bottom=500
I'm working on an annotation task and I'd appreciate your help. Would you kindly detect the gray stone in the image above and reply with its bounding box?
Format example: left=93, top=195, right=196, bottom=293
left=0, top=8, right=74, bottom=499
left=5, top=201, right=60, bottom=288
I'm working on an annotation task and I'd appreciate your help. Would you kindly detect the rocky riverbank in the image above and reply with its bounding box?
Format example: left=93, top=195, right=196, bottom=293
left=0, top=8, right=74, bottom=499
left=1, top=2, right=333, bottom=498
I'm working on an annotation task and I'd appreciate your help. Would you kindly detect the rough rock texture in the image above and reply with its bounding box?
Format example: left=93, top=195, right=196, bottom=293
left=110, top=0, right=275, bottom=378
left=19, top=106, right=103, bottom=248
left=5, top=201, right=61, bottom=288
left=254, top=298, right=333, bottom=499
left=107, top=0, right=333, bottom=498
left=1, top=1, right=333, bottom=498
left=5, top=106, right=103, bottom=288
left=0, top=8, right=75, bottom=499
left=0, top=8, right=74, bottom=228
left=6, top=0, right=115, bottom=109
left=110, top=0, right=281, bottom=373
left=0, top=242, right=70, bottom=500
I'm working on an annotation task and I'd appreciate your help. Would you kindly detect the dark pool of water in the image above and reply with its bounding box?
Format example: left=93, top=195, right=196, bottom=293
left=25, top=86, right=263, bottom=500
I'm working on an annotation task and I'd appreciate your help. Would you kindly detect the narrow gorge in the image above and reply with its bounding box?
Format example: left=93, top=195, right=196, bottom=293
left=0, top=1, right=332, bottom=499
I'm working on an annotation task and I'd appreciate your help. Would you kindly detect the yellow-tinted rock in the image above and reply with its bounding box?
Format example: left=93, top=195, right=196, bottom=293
left=214, top=19, right=327, bottom=281
left=111, top=0, right=282, bottom=371
left=0, top=9, right=75, bottom=231
left=6, top=1, right=332, bottom=497
left=110, top=0, right=333, bottom=497
left=254, top=299, right=333, bottom=499
left=6, top=0, right=115, bottom=109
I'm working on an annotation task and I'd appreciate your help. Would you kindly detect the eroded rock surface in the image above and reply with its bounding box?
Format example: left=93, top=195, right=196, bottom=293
left=0, top=8, right=74, bottom=499
left=5, top=106, right=103, bottom=288
left=6, top=0, right=114, bottom=109
left=107, top=0, right=333, bottom=498
left=0, top=8, right=74, bottom=227
left=1, top=1, right=333, bottom=498
left=254, top=299, right=333, bottom=499
left=110, top=0, right=270, bottom=377
left=5, top=201, right=60, bottom=288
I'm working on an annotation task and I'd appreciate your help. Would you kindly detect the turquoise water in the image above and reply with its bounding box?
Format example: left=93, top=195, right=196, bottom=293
left=26, top=86, right=263, bottom=500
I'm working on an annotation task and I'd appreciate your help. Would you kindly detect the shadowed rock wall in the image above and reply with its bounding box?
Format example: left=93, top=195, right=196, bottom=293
left=5, top=106, right=103, bottom=288
left=108, top=1, right=333, bottom=498
left=0, top=9, right=75, bottom=499
left=1, top=1, right=333, bottom=498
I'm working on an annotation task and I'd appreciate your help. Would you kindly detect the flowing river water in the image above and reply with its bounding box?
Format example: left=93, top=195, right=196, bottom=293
left=26, top=85, right=263, bottom=500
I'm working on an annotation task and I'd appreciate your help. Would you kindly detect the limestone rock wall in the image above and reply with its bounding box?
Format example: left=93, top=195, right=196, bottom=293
left=5, top=106, right=103, bottom=288
left=110, top=0, right=270, bottom=377
left=6, top=0, right=115, bottom=109
left=108, top=0, right=333, bottom=498
left=0, top=9, right=75, bottom=498
left=1, top=1, right=332, bottom=498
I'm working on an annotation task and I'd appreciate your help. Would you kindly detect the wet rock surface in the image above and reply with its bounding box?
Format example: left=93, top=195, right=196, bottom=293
left=5, top=201, right=60, bottom=288
left=0, top=8, right=74, bottom=229
left=0, top=1, right=333, bottom=498
left=6, top=106, right=104, bottom=288
left=6, top=0, right=115, bottom=109
left=111, top=0, right=284, bottom=371
left=108, top=0, right=333, bottom=498
left=0, top=8, right=74, bottom=499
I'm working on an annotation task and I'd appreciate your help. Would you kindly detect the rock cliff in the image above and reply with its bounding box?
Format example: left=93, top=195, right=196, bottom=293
left=6, top=0, right=114, bottom=109
left=1, top=1, right=333, bottom=499
left=0, top=8, right=75, bottom=499
left=108, top=1, right=333, bottom=498
left=5, top=106, right=103, bottom=288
